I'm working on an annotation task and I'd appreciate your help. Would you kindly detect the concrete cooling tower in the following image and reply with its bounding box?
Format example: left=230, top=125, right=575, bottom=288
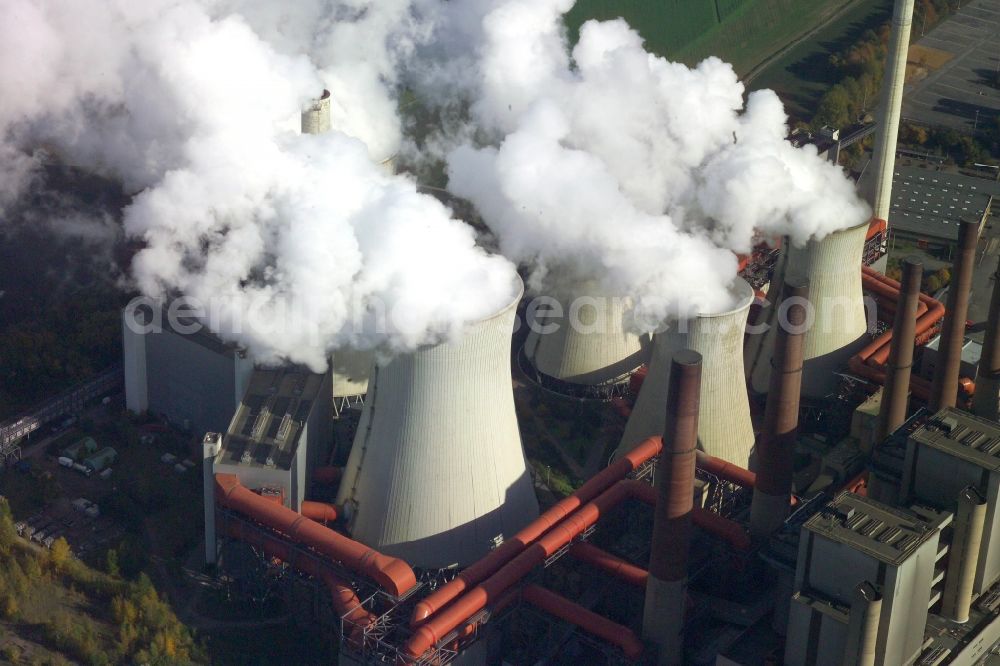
left=748, top=221, right=870, bottom=399
left=617, top=278, right=755, bottom=466
left=335, top=278, right=539, bottom=569
left=523, top=287, right=646, bottom=399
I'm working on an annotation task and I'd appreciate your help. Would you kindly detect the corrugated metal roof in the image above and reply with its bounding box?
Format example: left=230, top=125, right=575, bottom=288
left=890, top=167, right=999, bottom=240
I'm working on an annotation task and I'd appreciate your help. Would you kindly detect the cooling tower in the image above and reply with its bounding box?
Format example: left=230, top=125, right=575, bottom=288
left=617, top=279, right=754, bottom=466
left=524, top=286, right=646, bottom=398
left=750, top=221, right=870, bottom=399
left=335, top=278, right=539, bottom=569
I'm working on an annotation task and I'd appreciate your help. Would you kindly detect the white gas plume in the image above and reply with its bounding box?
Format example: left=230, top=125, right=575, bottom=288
left=0, top=0, right=517, bottom=370
left=438, top=2, right=872, bottom=325
left=1, top=0, right=874, bottom=364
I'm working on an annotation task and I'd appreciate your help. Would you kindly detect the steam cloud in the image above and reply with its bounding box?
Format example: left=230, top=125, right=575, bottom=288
left=439, top=2, right=871, bottom=323
left=0, top=0, right=517, bottom=370
left=0, top=0, right=873, bottom=364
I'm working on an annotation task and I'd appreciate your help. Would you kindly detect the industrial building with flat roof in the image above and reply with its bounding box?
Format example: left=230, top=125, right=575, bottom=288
left=212, top=367, right=332, bottom=512
left=888, top=166, right=998, bottom=247
left=123, top=305, right=255, bottom=436
left=786, top=492, right=947, bottom=666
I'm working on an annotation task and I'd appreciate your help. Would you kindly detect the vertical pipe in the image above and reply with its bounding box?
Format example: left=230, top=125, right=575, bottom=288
left=973, top=256, right=1000, bottom=420
left=644, top=350, right=702, bottom=666
left=750, top=278, right=809, bottom=539
left=843, top=581, right=882, bottom=666
left=876, top=257, right=924, bottom=441
left=931, top=219, right=980, bottom=411
left=868, top=0, right=915, bottom=220
left=202, top=432, right=222, bottom=565
left=301, top=90, right=332, bottom=135
left=941, top=487, right=988, bottom=623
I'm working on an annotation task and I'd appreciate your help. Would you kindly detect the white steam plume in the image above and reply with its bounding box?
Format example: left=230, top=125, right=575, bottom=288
left=437, top=2, right=872, bottom=324
left=0, top=0, right=518, bottom=370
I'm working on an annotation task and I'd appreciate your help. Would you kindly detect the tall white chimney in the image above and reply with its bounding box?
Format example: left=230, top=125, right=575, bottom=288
left=301, top=90, right=332, bottom=136
left=618, top=278, right=755, bottom=466
left=301, top=90, right=373, bottom=404
left=524, top=285, right=646, bottom=397
left=750, top=221, right=870, bottom=399
left=867, top=0, right=915, bottom=222
left=335, top=278, right=539, bottom=569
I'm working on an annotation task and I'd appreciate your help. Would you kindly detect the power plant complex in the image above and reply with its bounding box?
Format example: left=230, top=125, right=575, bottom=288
left=119, top=1, right=1000, bottom=663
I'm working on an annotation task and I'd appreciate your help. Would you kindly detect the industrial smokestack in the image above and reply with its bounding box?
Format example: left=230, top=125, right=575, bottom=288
left=750, top=278, right=808, bottom=539
left=972, top=257, right=1000, bottom=420
left=335, top=277, right=539, bottom=569
left=301, top=89, right=332, bottom=135
left=750, top=221, right=870, bottom=399
left=202, top=432, right=222, bottom=565
left=843, top=581, right=882, bottom=666
left=866, top=0, right=915, bottom=221
left=524, top=288, right=646, bottom=397
left=941, top=487, right=988, bottom=623
left=876, top=257, right=924, bottom=441
left=300, top=89, right=374, bottom=403
left=618, top=279, right=754, bottom=465
left=643, top=349, right=701, bottom=666
left=930, top=219, right=980, bottom=411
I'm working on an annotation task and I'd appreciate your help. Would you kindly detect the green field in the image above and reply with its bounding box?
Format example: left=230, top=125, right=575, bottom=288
left=750, top=0, right=894, bottom=119
left=565, top=0, right=852, bottom=76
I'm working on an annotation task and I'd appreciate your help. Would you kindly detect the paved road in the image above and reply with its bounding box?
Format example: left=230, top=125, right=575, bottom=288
left=902, top=0, right=1000, bottom=134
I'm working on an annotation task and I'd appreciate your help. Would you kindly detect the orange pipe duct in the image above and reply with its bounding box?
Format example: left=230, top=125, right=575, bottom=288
left=568, top=542, right=647, bottom=588
left=409, top=436, right=663, bottom=627
left=301, top=500, right=340, bottom=524
left=521, top=584, right=644, bottom=661
left=628, top=366, right=648, bottom=396
left=404, top=479, right=653, bottom=658
left=696, top=451, right=756, bottom=488
left=214, top=474, right=416, bottom=597
left=851, top=266, right=975, bottom=402
left=313, top=466, right=343, bottom=485
left=221, top=521, right=374, bottom=645
left=404, top=476, right=749, bottom=659
left=692, top=508, right=751, bottom=551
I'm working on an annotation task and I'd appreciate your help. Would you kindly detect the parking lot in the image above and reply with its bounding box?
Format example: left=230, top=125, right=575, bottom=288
left=13, top=494, right=125, bottom=564
left=902, top=0, right=1000, bottom=134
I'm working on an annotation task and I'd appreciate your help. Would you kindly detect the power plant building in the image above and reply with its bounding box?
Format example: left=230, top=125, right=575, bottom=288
left=901, top=408, right=1000, bottom=595
left=122, top=305, right=254, bottom=435
left=210, top=367, right=332, bottom=513
left=785, top=492, right=946, bottom=666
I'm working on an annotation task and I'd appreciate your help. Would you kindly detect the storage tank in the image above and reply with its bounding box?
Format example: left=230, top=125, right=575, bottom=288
left=750, top=221, right=870, bottom=399
left=617, top=278, right=755, bottom=466
left=336, top=278, right=539, bottom=569
left=524, top=284, right=646, bottom=399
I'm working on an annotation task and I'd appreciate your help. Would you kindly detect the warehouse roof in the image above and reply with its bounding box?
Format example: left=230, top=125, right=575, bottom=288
left=889, top=166, right=999, bottom=240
